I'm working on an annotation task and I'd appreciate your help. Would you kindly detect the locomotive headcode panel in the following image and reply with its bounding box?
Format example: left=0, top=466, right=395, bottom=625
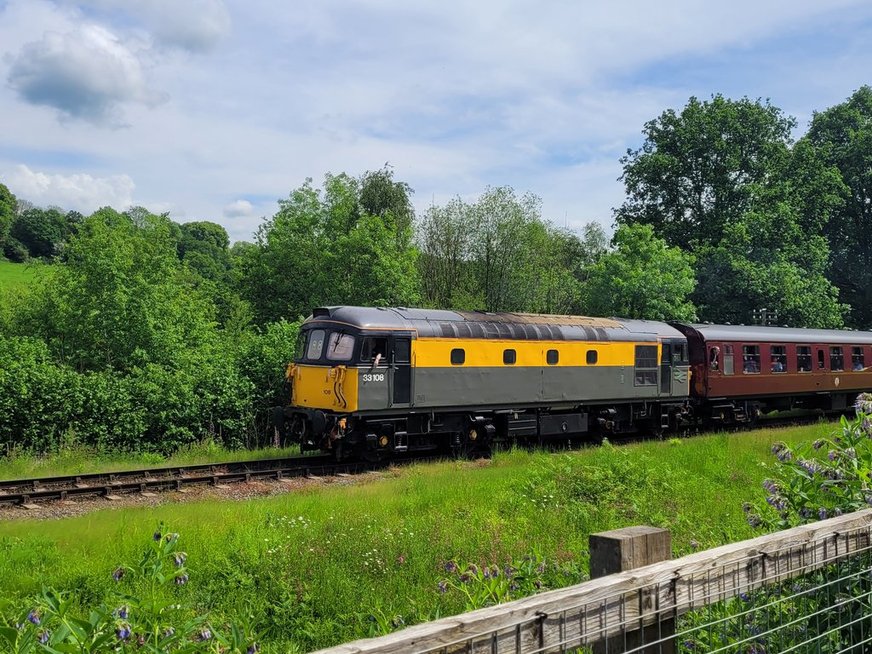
left=281, top=307, right=692, bottom=460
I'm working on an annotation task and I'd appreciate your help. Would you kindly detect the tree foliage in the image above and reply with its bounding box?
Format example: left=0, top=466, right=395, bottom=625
left=0, top=183, right=16, bottom=254
left=582, top=224, right=696, bottom=320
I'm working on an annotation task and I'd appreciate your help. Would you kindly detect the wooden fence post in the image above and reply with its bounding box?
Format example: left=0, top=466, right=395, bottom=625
left=590, top=525, right=673, bottom=654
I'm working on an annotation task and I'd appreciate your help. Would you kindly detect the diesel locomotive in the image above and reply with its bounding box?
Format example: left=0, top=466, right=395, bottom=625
left=276, top=306, right=872, bottom=460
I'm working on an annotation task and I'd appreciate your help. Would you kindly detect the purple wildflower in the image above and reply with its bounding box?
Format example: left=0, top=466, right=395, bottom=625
left=747, top=514, right=762, bottom=528
left=845, top=447, right=857, bottom=460
left=798, top=459, right=820, bottom=475
left=800, top=508, right=814, bottom=519
left=153, top=531, right=162, bottom=542
left=163, top=627, right=175, bottom=638
left=828, top=450, right=838, bottom=461
left=689, top=540, right=700, bottom=550
left=834, top=508, right=843, bottom=517
left=818, top=508, right=828, bottom=520
left=115, top=606, right=128, bottom=620
left=762, top=479, right=778, bottom=494
left=771, top=442, right=786, bottom=456
left=247, top=645, right=259, bottom=654
left=437, top=580, right=448, bottom=594
left=459, top=572, right=472, bottom=584
left=742, top=502, right=753, bottom=514
left=466, top=563, right=478, bottom=575
left=27, top=611, right=40, bottom=626
left=112, top=567, right=125, bottom=582
left=165, top=532, right=179, bottom=542
left=173, top=552, right=187, bottom=568
left=536, top=562, right=546, bottom=574
left=38, top=630, right=50, bottom=645
left=739, top=592, right=751, bottom=602
left=766, top=495, right=787, bottom=511
left=116, top=624, right=131, bottom=641
left=482, top=567, right=491, bottom=580
left=197, top=628, right=212, bottom=642
left=813, top=439, right=825, bottom=450
left=776, top=448, right=793, bottom=463
left=443, top=561, right=458, bottom=574
left=174, top=573, right=189, bottom=585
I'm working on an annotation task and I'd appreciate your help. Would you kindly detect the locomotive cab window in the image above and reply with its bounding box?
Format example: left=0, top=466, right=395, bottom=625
left=503, top=349, right=516, bottom=365
left=450, top=348, right=465, bottom=365
left=546, top=349, right=559, bottom=365
left=306, top=329, right=326, bottom=360
left=394, top=339, right=411, bottom=364
left=326, top=332, right=355, bottom=361
left=852, top=347, right=865, bottom=371
left=797, top=346, right=812, bottom=372
left=830, top=347, right=844, bottom=372
left=742, top=345, right=761, bottom=374
left=586, top=350, right=598, bottom=365
left=673, top=342, right=688, bottom=364
left=361, top=337, right=389, bottom=363
left=770, top=345, right=787, bottom=373
left=634, top=345, right=658, bottom=386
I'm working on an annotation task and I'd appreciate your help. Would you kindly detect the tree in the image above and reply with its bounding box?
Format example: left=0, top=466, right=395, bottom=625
left=582, top=224, right=696, bottom=320
left=616, top=95, right=796, bottom=249
left=10, top=206, right=68, bottom=258
left=240, top=171, right=420, bottom=322
left=0, top=182, right=17, bottom=254
left=805, top=86, right=872, bottom=328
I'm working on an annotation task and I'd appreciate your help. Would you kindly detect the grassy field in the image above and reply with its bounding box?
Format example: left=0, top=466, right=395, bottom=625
left=0, top=420, right=840, bottom=652
left=0, top=259, right=43, bottom=291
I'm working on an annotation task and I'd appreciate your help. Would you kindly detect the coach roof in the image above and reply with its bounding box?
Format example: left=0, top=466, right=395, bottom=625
left=677, top=323, right=872, bottom=345
left=306, top=307, right=685, bottom=342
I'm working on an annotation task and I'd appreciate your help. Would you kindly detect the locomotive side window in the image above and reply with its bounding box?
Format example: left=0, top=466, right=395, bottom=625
left=673, top=343, right=688, bottom=363
left=306, top=329, right=326, bottom=360
left=295, top=330, right=307, bottom=360
left=394, top=338, right=411, bottom=364
left=361, top=337, right=390, bottom=363
left=503, top=349, right=516, bottom=365
left=450, top=348, right=465, bottom=365
left=770, top=345, right=787, bottom=373
left=586, top=350, right=598, bottom=365
left=852, top=347, right=865, bottom=371
left=634, top=345, right=658, bottom=386
left=797, top=346, right=812, bottom=372
left=546, top=349, right=559, bottom=365
left=742, top=345, right=761, bottom=374
left=326, top=332, right=355, bottom=361
left=830, top=347, right=844, bottom=371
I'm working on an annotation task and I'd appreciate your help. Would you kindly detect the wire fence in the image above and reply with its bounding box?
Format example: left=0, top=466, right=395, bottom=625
left=314, top=510, right=872, bottom=654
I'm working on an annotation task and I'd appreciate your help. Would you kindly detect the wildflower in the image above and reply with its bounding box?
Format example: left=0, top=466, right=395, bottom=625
left=489, top=565, right=500, bottom=578
left=459, top=572, right=472, bottom=584
left=247, top=645, right=259, bottom=654
left=834, top=508, right=843, bottom=517
left=534, top=580, right=542, bottom=589
left=770, top=442, right=786, bottom=456
left=746, top=514, right=762, bottom=528
left=762, top=479, right=778, bottom=495
left=800, top=508, right=814, bottom=519
left=197, top=628, right=212, bottom=641
left=776, top=448, right=793, bottom=463
left=765, top=495, right=787, bottom=511
left=742, top=502, right=753, bottom=514
left=165, top=532, right=179, bottom=542
left=689, top=540, right=700, bottom=550
left=812, top=439, right=825, bottom=450
left=739, top=592, right=751, bottom=602
left=828, top=450, right=838, bottom=461
left=396, top=555, right=405, bottom=565
left=536, top=562, right=546, bottom=574
left=818, top=508, right=828, bottom=520
left=443, top=561, right=458, bottom=574
left=27, top=610, right=40, bottom=626
left=163, top=627, right=175, bottom=638
left=504, top=565, right=516, bottom=578
left=174, top=573, right=189, bottom=585
left=391, top=616, right=405, bottom=628
left=173, top=552, right=187, bottom=568
left=798, top=459, right=820, bottom=475
left=845, top=447, right=857, bottom=460
left=483, top=567, right=491, bottom=579
left=38, top=630, right=50, bottom=645
left=683, top=640, right=698, bottom=650
left=115, top=606, right=128, bottom=620
left=116, top=624, right=131, bottom=641
left=437, top=580, right=448, bottom=594
left=855, top=393, right=872, bottom=414
left=112, top=567, right=125, bottom=582
left=466, top=563, right=478, bottom=575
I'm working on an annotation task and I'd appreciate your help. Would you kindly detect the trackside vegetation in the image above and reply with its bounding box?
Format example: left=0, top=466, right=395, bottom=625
left=0, top=422, right=841, bottom=652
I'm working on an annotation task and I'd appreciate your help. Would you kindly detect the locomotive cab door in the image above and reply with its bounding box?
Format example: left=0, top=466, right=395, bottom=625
left=391, top=334, right=413, bottom=407
left=660, top=342, right=673, bottom=395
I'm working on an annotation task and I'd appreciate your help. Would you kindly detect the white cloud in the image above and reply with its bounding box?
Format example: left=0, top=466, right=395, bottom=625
left=6, top=164, right=135, bottom=213
left=223, top=199, right=253, bottom=218
left=7, top=23, right=160, bottom=124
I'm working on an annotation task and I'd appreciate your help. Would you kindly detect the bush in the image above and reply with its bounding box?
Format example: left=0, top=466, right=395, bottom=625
left=3, top=238, right=29, bottom=263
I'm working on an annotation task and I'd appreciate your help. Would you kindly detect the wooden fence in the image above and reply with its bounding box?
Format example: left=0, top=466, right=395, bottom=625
left=313, top=508, right=872, bottom=654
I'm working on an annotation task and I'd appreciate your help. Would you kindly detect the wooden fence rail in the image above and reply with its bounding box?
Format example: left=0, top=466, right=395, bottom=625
left=313, top=508, right=872, bottom=654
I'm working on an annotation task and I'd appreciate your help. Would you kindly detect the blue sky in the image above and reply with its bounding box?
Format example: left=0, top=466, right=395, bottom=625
left=1, top=0, right=871, bottom=241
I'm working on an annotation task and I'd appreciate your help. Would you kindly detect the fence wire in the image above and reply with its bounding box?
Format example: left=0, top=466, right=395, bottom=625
left=400, top=523, right=872, bottom=654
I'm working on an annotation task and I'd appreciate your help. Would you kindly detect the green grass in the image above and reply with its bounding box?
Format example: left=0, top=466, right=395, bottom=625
left=0, top=259, right=43, bottom=291
left=0, top=420, right=841, bottom=652
left=0, top=441, right=309, bottom=481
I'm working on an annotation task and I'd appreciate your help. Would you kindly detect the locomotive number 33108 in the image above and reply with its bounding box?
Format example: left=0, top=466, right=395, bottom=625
left=362, top=373, right=385, bottom=383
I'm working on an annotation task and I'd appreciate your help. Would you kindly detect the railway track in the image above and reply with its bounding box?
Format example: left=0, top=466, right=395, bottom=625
left=0, top=453, right=424, bottom=508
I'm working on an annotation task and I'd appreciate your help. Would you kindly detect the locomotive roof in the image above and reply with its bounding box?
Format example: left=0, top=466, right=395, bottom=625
left=678, top=323, right=872, bottom=345
left=306, top=306, right=686, bottom=342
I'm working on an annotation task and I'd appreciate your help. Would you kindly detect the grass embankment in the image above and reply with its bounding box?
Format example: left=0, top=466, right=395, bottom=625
left=0, top=442, right=306, bottom=480
left=0, top=260, right=41, bottom=291
left=0, top=421, right=836, bottom=651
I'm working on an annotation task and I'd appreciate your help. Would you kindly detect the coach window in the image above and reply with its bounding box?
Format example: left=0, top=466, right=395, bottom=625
left=797, top=346, right=812, bottom=372
left=361, top=337, right=389, bottom=363
left=503, top=349, right=516, bottom=365
left=450, top=348, right=465, bottom=365
left=709, top=346, right=720, bottom=371
left=742, top=345, right=761, bottom=374
left=586, top=350, right=598, bottom=365
left=326, top=332, right=355, bottom=361
left=306, top=329, right=326, bottom=360
left=724, top=344, right=735, bottom=375
left=634, top=345, right=658, bottom=386
left=830, top=346, right=844, bottom=371
left=852, top=347, right=865, bottom=371
left=546, top=349, right=559, bottom=365
left=770, top=345, right=787, bottom=373
left=818, top=349, right=826, bottom=370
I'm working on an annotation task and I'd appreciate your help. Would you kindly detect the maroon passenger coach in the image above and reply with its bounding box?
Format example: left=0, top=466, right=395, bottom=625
left=670, top=323, right=872, bottom=423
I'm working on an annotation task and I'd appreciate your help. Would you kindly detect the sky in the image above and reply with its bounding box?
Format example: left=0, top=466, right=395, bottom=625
left=1, top=1, right=871, bottom=243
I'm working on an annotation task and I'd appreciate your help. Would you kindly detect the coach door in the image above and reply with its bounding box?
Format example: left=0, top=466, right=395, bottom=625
left=391, top=335, right=413, bottom=406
